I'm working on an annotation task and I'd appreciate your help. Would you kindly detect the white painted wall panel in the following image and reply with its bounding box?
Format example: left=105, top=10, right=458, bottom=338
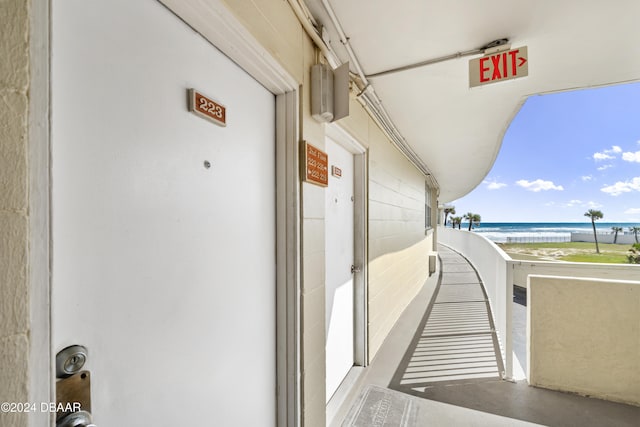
left=52, top=1, right=275, bottom=425
left=367, top=126, right=433, bottom=360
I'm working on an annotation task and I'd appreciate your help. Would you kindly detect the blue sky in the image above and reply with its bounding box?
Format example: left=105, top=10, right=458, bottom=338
left=451, top=82, right=640, bottom=223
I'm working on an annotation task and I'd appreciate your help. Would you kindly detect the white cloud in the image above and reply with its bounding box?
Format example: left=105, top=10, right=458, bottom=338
left=600, top=177, right=640, bottom=196
left=483, top=179, right=507, bottom=190
left=581, top=175, right=592, bottom=181
left=593, top=152, right=614, bottom=161
left=593, top=146, right=623, bottom=161
left=516, top=179, right=564, bottom=192
left=560, top=199, right=601, bottom=208
left=624, top=208, right=640, bottom=214
left=593, top=145, right=622, bottom=162
left=622, top=151, right=640, bottom=162
left=597, top=164, right=612, bottom=171
left=488, top=182, right=507, bottom=190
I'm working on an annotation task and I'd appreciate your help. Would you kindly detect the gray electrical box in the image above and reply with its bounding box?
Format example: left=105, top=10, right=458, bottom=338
left=311, top=63, right=334, bottom=122
left=311, top=62, right=350, bottom=123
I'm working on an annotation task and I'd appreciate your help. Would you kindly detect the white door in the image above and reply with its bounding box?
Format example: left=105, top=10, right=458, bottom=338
left=325, top=138, right=356, bottom=402
left=51, top=1, right=276, bottom=426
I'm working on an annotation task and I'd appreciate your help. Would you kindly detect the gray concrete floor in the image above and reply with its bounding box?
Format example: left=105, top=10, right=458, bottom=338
left=330, top=248, right=640, bottom=427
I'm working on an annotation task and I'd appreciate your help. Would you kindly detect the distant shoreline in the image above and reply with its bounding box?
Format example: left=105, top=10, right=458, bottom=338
left=460, top=222, right=640, bottom=244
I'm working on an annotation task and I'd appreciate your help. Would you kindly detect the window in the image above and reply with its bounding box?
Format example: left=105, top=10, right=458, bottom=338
left=425, top=182, right=432, bottom=229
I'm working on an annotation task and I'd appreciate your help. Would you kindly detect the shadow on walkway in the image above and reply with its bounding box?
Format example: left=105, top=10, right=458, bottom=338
left=335, top=245, right=640, bottom=427
left=385, top=245, right=640, bottom=427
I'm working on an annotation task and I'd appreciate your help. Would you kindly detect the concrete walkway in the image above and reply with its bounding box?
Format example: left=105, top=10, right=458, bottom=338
left=331, top=245, right=640, bottom=427
left=390, top=246, right=503, bottom=391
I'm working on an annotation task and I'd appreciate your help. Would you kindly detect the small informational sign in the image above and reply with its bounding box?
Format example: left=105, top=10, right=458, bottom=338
left=331, top=165, right=342, bottom=178
left=469, top=46, right=528, bottom=88
left=302, top=142, right=328, bottom=187
left=188, top=88, right=226, bottom=127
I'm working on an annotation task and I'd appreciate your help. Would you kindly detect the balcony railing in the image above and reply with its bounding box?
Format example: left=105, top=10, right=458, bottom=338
left=438, top=226, right=640, bottom=391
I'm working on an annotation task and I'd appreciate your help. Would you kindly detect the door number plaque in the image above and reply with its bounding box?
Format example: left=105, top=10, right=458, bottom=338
left=188, top=88, right=226, bottom=127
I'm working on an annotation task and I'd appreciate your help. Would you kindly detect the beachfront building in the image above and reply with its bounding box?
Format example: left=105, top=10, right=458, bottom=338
left=1, top=1, right=639, bottom=426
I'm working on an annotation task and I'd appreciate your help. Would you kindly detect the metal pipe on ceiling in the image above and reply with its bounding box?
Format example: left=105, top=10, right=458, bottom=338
left=286, top=0, right=436, bottom=186
left=286, top=0, right=338, bottom=67
left=366, top=49, right=483, bottom=79
left=318, top=0, right=437, bottom=186
left=366, top=38, right=510, bottom=79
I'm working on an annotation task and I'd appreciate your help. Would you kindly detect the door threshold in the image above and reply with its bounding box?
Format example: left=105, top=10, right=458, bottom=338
left=326, top=366, right=366, bottom=426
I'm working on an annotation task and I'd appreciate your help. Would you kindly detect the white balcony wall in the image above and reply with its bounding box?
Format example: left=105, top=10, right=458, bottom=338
left=438, top=227, right=513, bottom=378
left=528, top=275, right=640, bottom=406
left=513, top=261, right=640, bottom=288
left=439, top=226, right=640, bottom=385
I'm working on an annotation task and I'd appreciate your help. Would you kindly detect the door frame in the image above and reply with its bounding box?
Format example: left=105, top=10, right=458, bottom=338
left=30, top=1, right=302, bottom=426
left=324, top=123, right=368, bottom=418
left=29, top=1, right=52, bottom=426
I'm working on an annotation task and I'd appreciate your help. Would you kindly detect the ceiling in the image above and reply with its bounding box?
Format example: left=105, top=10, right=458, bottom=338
left=305, top=0, right=640, bottom=202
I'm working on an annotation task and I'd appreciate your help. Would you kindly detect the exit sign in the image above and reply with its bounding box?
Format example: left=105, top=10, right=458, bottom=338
left=469, top=46, right=528, bottom=88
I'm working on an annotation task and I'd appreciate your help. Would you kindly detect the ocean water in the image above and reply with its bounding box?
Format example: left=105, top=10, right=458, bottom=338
left=459, top=222, right=640, bottom=243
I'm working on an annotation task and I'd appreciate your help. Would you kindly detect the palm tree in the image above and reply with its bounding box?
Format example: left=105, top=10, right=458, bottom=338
left=472, top=214, right=481, bottom=230
left=629, top=226, right=640, bottom=243
left=463, top=212, right=481, bottom=231
left=451, top=216, right=462, bottom=229
left=584, top=209, right=604, bottom=253
left=444, top=206, right=456, bottom=228
left=611, top=226, right=623, bottom=244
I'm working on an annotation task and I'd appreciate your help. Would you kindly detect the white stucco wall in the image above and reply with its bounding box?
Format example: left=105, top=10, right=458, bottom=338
left=528, top=275, right=640, bottom=406
left=0, top=1, right=30, bottom=426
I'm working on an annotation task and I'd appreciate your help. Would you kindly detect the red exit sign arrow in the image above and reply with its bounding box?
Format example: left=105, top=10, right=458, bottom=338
left=469, top=46, right=528, bottom=88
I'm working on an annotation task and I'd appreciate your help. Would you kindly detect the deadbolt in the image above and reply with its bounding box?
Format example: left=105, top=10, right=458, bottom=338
left=56, top=345, right=88, bottom=378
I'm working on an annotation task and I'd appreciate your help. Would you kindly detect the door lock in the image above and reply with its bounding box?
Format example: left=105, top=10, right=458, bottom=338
left=56, top=345, right=88, bottom=378
left=351, top=265, right=361, bottom=274
left=56, top=345, right=94, bottom=426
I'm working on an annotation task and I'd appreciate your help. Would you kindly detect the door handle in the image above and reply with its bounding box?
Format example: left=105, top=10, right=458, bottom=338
left=57, top=410, right=95, bottom=427
left=351, top=265, right=361, bottom=274
left=56, top=345, right=94, bottom=426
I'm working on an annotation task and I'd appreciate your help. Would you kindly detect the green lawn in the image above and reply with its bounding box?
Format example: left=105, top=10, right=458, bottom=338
left=498, top=242, right=633, bottom=264
left=559, top=253, right=629, bottom=263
